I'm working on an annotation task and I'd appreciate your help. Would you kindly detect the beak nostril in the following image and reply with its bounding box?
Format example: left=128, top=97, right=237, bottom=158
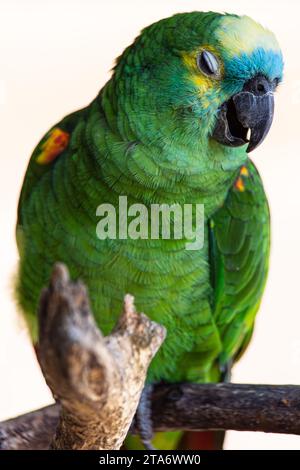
left=257, top=83, right=265, bottom=92
left=243, top=74, right=272, bottom=96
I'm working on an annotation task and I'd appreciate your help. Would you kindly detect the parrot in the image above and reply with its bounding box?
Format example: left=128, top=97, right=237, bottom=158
left=15, top=12, right=283, bottom=450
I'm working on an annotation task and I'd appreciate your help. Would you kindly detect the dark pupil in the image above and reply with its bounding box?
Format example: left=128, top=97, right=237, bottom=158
left=198, top=51, right=217, bottom=75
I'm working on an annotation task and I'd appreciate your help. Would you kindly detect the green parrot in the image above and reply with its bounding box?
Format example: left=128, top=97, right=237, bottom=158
left=16, top=12, right=283, bottom=449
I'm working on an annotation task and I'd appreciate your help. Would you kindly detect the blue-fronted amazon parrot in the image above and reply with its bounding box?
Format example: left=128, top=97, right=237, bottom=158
left=16, top=12, right=283, bottom=449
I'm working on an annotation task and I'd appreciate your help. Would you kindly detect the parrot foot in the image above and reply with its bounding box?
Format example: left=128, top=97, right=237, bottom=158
left=134, top=384, right=156, bottom=450
left=220, top=359, right=233, bottom=382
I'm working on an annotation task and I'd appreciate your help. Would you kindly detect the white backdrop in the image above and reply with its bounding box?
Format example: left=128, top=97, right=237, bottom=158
left=0, top=0, right=300, bottom=449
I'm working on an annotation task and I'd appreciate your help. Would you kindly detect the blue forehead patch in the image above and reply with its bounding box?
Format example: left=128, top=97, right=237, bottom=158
left=224, top=48, right=284, bottom=85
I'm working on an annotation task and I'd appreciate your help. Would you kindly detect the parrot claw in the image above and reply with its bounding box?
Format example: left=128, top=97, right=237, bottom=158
left=134, top=384, right=156, bottom=450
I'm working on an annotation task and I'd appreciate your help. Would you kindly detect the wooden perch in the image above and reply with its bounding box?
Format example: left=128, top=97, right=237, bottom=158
left=1, top=263, right=300, bottom=450
left=2, top=383, right=300, bottom=450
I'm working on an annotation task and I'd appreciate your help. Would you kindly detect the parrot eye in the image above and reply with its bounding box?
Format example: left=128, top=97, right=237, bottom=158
left=197, top=50, right=220, bottom=78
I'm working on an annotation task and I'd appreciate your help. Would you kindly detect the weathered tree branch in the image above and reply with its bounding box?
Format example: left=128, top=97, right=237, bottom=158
left=1, top=263, right=300, bottom=450
left=21, top=263, right=165, bottom=450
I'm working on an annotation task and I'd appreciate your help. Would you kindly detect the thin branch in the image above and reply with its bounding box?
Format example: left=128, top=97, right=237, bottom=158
left=147, top=382, right=300, bottom=434
left=0, top=404, right=59, bottom=450
left=2, top=382, right=300, bottom=449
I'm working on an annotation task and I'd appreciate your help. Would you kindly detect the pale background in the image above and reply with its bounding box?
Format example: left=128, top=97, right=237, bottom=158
left=0, top=0, right=300, bottom=449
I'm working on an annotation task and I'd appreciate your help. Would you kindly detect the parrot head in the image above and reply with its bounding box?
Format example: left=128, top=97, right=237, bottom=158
left=112, top=12, right=283, bottom=161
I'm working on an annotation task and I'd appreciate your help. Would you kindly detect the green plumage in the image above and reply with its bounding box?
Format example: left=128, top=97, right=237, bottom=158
left=16, top=11, right=282, bottom=448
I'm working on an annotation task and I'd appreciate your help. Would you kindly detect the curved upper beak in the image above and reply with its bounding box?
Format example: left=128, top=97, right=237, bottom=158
left=212, top=75, right=275, bottom=153
left=233, top=90, right=274, bottom=152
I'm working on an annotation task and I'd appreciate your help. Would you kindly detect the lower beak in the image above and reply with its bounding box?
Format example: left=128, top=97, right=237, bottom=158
left=212, top=75, right=275, bottom=153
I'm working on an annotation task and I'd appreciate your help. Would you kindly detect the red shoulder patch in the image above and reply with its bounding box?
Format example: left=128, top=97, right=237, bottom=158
left=36, top=128, right=70, bottom=165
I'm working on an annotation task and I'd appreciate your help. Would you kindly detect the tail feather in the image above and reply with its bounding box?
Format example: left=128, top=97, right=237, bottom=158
left=178, top=431, right=225, bottom=450
left=126, top=430, right=225, bottom=450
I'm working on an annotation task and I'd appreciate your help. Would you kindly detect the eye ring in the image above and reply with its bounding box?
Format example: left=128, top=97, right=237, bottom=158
left=196, top=50, right=221, bottom=78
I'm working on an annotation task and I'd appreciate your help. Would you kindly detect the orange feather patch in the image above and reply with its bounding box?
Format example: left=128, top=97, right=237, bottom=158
left=235, top=176, right=245, bottom=192
left=240, top=165, right=249, bottom=177
left=36, top=128, right=69, bottom=165
left=234, top=165, right=249, bottom=192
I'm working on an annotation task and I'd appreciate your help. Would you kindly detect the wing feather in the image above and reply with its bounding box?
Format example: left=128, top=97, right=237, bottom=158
left=209, top=161, right=270, bottom=365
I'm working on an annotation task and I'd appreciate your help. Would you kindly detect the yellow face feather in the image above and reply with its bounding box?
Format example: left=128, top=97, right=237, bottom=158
left=182, top=45, right=223, bottom=97
left=182, top=50, right=211, bottom=92
left=217, top=15, right=281, bottom=57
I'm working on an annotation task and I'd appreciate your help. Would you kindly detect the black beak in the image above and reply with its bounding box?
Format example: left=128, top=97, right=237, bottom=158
left=212, top=75, right=275, bottom=153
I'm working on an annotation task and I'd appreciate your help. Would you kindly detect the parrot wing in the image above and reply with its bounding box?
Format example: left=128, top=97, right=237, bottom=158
left=209, top=160, right=270, bottom=367
left=177, top=169, right=269, bottom=451
left=17, top=107, right=87, bottom=230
